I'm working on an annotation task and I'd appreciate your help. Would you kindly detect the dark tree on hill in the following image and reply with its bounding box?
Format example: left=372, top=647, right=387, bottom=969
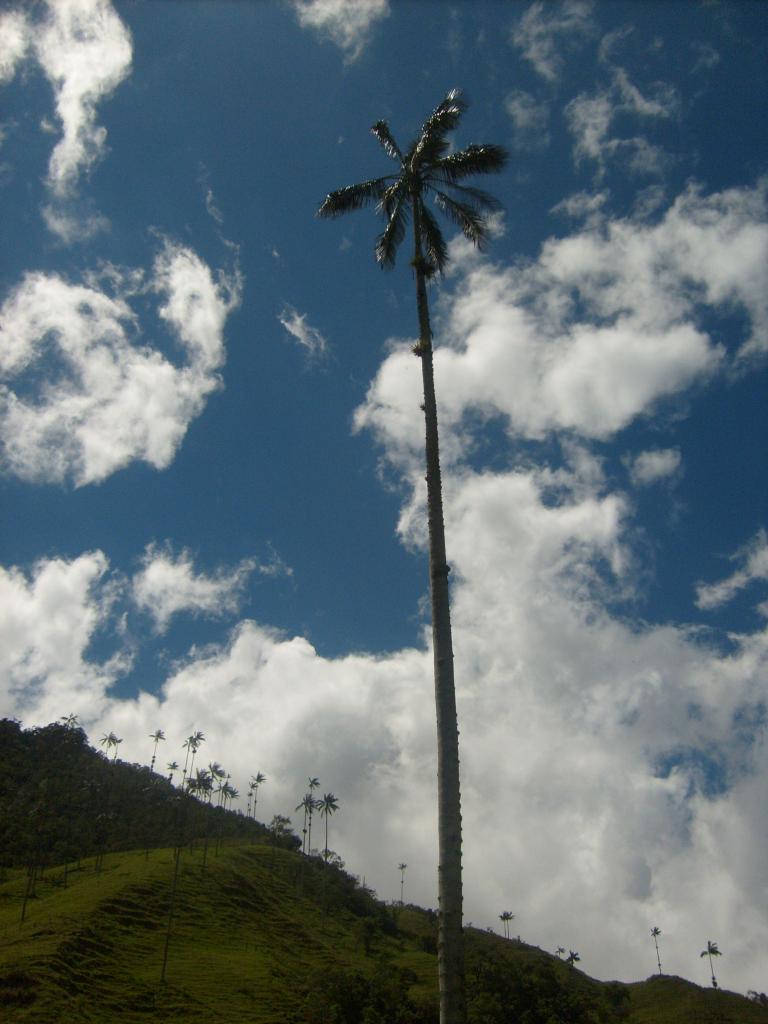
left=700, top=939, right=721, bottom=988
left=398, top=862, right=407, bottom=905
left=318, top=88, right=507, bottom=1024
left=148, top=729, right=165, bottom=774
left=318, top=792, right=339, bottom=862
left=651, top=926, right=663, bottom=975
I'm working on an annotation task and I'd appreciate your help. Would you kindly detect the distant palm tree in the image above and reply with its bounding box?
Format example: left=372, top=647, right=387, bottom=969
left=498, top=911, right=515, bottom=939
left=700, top=940, right=722, bottom=988
left=100, top=732, right=122, bottom=761
left=651, top=926, right=663, bottom=975
left=295, top=792, right=314, bottom=855
left=398, top=863, right=407, bottom=905
left=181, top=730, right=205, bottom=788
left=566, top=950, right=581, bottom=967
left=60, top=713, right=79, bottom=729
left=318, top=792, right=339, bottom=861
left=307, top=777, right=320, bottom=854
left=166, top=760, right=179, bottom=784
left=555, top=946, right=565, bottom=959
left=249, top=772, right=266, bottom=818
left=149, top=729, right=165, bottom=774
left=318, top=89, right=507, bottom=1024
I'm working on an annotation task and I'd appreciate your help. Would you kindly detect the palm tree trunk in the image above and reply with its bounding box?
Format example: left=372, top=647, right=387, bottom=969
left=412, top=200, right=465, bottom=1024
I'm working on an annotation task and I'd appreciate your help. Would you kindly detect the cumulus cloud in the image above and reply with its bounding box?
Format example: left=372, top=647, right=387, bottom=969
left=3, top=449, right=766, bottom=989
left=696, top=529, right=768, bottom=612
left=278, top=304, right=329, bottom=359
left=132, top=544, right=274, bottom=632
left=626, top=447, right=681, bottom=487
left=0, top=552, right=127, bottom=724
left=566, top=67, right=677, bottom=178
left=511, top=0, right=594, bottom=82
left=505, top=90, right=550, bottom=151
left=290, top=0, right=389, bottom=62
left=357, top=180, right=768, bottom=466
left=0, top=241, right=241, bottom=486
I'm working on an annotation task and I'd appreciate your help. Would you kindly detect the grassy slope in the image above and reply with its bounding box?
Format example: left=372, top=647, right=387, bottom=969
left=0, top=841, right=765, bottom=1024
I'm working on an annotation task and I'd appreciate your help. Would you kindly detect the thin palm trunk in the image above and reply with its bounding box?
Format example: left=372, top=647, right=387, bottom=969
left=412, top=201, right=465, bottom=1024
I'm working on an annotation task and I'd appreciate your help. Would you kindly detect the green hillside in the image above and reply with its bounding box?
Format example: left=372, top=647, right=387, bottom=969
left=1, top=840, right=766, bottom=1024
left=1, top=720, right=766, bottom=1023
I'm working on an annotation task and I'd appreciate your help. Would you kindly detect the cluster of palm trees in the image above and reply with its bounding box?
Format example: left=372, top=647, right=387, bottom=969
left=295, top=778, right=340, bottom=862
left=98, top=723, right=269, bottom=824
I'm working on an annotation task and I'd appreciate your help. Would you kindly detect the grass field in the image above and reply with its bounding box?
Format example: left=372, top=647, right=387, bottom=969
left=1, top=840, right=765, bottom=1023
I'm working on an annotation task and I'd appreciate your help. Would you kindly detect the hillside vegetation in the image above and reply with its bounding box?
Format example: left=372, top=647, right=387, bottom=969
left=1, top=720, right=766, bottom=1023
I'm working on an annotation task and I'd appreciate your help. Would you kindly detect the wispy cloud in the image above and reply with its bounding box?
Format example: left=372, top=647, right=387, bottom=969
left=0, top=8, right=30, bottom=83
left=505, top=90, right=550, bottom=151
left=0, top=242, right=241, bottom=486
left=290, top=0, right=389, bottom=62
left=1, top=0, right=132, bottom=241
left=566, top=67, right=677, bottom=178
left=625, top=447, right=682, bottom=487
left=278, top=304, right=329, bottom=359
left=511, top=0, right=594, bottom=82
left=696, top=530, right=768, bottom=611
left=132, top=544, right=259, bottom=633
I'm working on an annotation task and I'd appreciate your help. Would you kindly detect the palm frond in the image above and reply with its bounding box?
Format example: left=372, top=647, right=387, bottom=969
left=418, top=201, right=449, bottom=273
left=433, top=144, right=508, bottom=182
left=317, top=177, right=392, bottom=218
left=375, top=193, right=408, bottom=267
left=376, top=179, right=406, bottom=220
left=411, top=132, right=451, bottom=171
left=433, top=190, right=488, bottom=246
left=371, top=120, right=403, bottom=162
left=419, top=88, right=467, bottom=144
left=427, top=179, right=503, bottom=212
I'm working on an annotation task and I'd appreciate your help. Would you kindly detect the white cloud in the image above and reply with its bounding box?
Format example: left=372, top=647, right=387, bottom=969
left=357, top=180, right=768, bottom=463
left=35, top=0, right=132, bottom=198
left=278, top=304, right=329, bottom=358
left=696, top=530, right=768, bottom=611
left=0, top=1, right=132, bottom=240
left=566, top=67, right=677, bottom=178
left=505, top=90, right=550, bottom=151
left=511, top=0, right=594, bottom=82
left=132, top=544, right=261, bottom=632
left=4, top=448, right=766, bottom=990
left=0, top=241, right=241, bottom=486
left=0, top=552, right=127, bottom=724
left=290, top=0, right=389, bottom=62
left=626, top=447, right=682, bottom=487
left=0, top=8, right=30, bottom=83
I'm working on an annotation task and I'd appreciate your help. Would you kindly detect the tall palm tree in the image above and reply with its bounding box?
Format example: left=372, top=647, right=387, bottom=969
left=60, top=713, right=79, bottom=729
left=498, top=911, right=515, bottom=939
left=306, top=777, right=320, bottom=854
left=318, top=88, right=506, bottom=1024
left=181, top=731, right=205, bottom=788
left=700, top=940, right=722, bottom=988
left=149, top=729, right=165, bottom=774
left=651, top=926, right=663, bottom=975
left=318, top=792, right=339, bottom=861
left=295, top=792, right=314, bottom=855
left=166, top=760, right=179, bottom=784
left=249, top=772, right=266, bottom=819
left=398, top=862, right=407, bottom=905
left=566, top=950, right=581, bottom=968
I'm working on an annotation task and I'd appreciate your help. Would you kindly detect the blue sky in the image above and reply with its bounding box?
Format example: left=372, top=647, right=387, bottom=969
left=1, top=0, right=767, bottom=992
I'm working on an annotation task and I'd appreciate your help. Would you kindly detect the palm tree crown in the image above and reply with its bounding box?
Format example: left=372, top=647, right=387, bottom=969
left=318, top=88, right=506, bottom=279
